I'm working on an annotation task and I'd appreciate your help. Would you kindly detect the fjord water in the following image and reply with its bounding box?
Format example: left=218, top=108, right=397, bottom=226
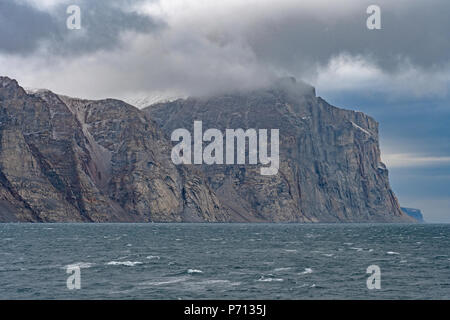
left=0, top=223, right=449, bottom=299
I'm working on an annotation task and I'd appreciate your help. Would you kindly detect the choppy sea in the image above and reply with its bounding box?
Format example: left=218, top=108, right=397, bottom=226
left=0, top=223, right=449, bottom=299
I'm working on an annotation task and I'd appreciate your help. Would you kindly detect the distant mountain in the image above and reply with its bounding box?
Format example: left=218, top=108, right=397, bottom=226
left=401, top=207, right=425, bottom=222
left=0, top=76, right=414, bottom=222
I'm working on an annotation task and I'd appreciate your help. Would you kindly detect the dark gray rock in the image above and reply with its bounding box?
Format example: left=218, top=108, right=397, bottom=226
left=144, top=77, right=414, bottom=223
left=0, top=76, right=230, bottom=222
left=0, top=76, right=414, bottom=222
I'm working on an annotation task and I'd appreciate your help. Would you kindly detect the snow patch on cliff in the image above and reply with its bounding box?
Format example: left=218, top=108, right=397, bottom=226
left=350, top=121, right=372, bottom=136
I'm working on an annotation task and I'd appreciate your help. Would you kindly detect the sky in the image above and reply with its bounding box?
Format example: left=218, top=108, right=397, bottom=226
left=0, top=0, right=449, bottom=222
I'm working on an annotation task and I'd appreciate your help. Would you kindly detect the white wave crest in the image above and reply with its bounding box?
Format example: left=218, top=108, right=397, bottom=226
left=106, top=261, right=143, bottom=267
left=65, top=262, right=94, bottom=269
left=257, top=276, right=284, bottom=282
left=274, top=267, right=292, bottom=272
left=299, top=268, right=313, bottom=275
left=187, top=269, right=203, bottom=274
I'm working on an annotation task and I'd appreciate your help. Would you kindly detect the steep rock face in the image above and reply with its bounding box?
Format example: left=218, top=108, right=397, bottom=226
left=0, top=76, right=230, bottom=222
left=60, top=96, right=230, bottom=222
left=145, top=78, right=413, bottom=222
left=0, top=79, right=85, bottom=222
left=0, top=76, right=413, bottom=223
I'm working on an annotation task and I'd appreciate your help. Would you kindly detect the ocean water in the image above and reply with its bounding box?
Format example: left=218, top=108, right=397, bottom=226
left=0, top=223, right=449, bottom=300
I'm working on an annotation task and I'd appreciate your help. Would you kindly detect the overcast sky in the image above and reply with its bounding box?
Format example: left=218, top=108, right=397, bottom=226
left=1, top=0, right=449, bottom=221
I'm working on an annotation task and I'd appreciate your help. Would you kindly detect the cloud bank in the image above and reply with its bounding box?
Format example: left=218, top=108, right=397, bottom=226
left=0, top=0, right=449, bottom=100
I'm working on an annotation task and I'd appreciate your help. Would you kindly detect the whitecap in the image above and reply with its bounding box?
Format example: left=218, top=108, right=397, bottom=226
left=299, top=268, right=313, bottom=275
left=274, top=267, right=292, bottom=272
left=187, top=269, right=203, bottom=274
left=106, top=261, right=143, bottom=267
left=283, top=249, right=297, bottom=253
left=65, top=262, right=94, bottom=269
left=146, top=255, right=160, bottom=260
left=141, top=277, right=188, bottom=286
left=387, top=251, right=400, bottom=255
left=257, top=276, right=283, bottom=282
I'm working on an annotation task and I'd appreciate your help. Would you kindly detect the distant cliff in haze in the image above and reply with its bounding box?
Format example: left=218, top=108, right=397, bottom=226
left=401, top=207, right=425, bottom=223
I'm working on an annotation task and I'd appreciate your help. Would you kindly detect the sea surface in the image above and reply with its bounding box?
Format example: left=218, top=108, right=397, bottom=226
left=0, top=223, right=449, bottom=299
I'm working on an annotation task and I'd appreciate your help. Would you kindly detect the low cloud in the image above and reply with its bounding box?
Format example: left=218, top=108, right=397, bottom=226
left=1, top=0, right=449, bottom=100
left=313, top=55, right=450, bottom=99
left=0, top=0, right=161, bottom=56
left=382, top=153, right=450, bottom=168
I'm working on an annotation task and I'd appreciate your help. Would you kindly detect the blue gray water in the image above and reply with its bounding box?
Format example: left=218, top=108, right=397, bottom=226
left=0, top=223, right=449, bottom=299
